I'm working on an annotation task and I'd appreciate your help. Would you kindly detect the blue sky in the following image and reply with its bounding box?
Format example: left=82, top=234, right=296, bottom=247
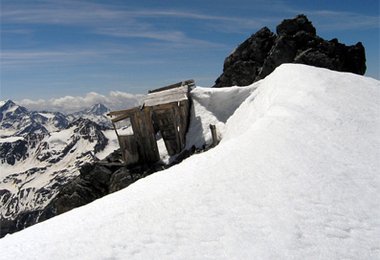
left=1, top=0, right=379, bottom=103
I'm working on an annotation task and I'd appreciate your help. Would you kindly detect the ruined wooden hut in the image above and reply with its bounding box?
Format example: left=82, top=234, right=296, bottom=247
left=108, top=80, right=195, bottom=165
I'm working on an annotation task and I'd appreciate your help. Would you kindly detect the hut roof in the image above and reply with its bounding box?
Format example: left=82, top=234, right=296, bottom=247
left=143, top=85, right=189, bottom=107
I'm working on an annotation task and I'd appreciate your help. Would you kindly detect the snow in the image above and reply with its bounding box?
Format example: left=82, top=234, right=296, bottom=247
left=0, top=136, right=24, bottom=143
left=1, top=64, right=379, bottom=259
left=46, top=129, right=73, bottom=147
left=96, top=130, right=119, bottom=160
left=6, top=104, right=18, bottom=113
left=38, top=112, right=55, bottom=119
left=157, top=136, right=169, bottom=162
left=185, top=85, right=256, bottom=148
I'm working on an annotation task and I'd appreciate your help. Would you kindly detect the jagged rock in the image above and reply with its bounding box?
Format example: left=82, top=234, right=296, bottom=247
left=109, top=167, right=135, bottom=193
left=44, top=164, right=113, bottom=216
left=0, top=140, right=28, bottom=165
left=213, top=14, right=366, bottom=88
left=214, top=27, right=276, bottom=87
left=276, top=14, right=316, bottom=36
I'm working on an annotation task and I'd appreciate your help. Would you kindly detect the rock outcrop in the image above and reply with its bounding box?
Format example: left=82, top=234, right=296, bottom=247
left=213, top=14, right=366, bottom=88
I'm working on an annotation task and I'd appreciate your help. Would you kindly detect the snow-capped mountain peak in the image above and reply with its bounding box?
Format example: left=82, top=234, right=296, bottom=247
left=1, top=99, right=16, bottom=108
left=0, top=100, right=34, bottom=137
left=0, top=99, right=28, bottom=117
left=87, top=103, right=110, bottom=115
left=67, top=103, right=112, bottom=129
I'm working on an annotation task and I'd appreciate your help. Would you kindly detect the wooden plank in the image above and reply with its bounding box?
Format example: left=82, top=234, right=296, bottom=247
left=143, top=107, right=160, bottom=163
left=178, top=101, right=188, bottom=149
left=148, top=79, right=194, bottom=94
left=119, top=135, right=139, bottom=164
left=209, top=124, right=218, bottom=147
left=144, top=85, right=189, bottom=107
left=108, top=107, right=139, bottom=117
left=153, top=106, right=178, bottom=155
left=130, top=107, right=159, bottom=164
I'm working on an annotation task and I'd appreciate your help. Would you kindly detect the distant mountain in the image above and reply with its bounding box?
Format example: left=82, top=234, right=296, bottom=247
left=87, top=103, right=110, bottom=115
left=0, top=100, right=44, bottom=137
left=0, top=100, right=118, bottom=237
left=67, top=103, right=112, bottom=129
left=0, top=100, right=71, bottom=138
left=30, top=111, right=69, bottom=132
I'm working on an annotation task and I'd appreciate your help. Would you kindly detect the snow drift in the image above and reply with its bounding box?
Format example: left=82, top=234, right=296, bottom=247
left=1, top=64, right=379, bottom=259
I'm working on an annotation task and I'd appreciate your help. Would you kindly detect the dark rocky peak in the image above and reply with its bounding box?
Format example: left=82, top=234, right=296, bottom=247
left=276, top=14, right=316, bottom=36
left=70, top=117, right=99, bottom=127
left=15, top=121, right=49, bottom=137
left=87, top=103, right=110, bottom=115
left=0, top=100, right=28, bottom=117
left=69, top=118, right=101, bottom=133
left=1, top=99, right=16, bottom=108
left=30, top=111, right=69, bottom=130
left=0, top=100, right=30, bottom=125
left=213, top=14, right=366, bottom=88
left=51, top=112, right=70, bottom=129
left=225, top=27, right=275, bottom=67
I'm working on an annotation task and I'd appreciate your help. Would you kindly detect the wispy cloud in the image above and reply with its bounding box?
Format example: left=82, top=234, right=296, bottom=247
left=96, top=28, right=190, bottom=43
left=2, top=50, right=99, bottom=60
left=1, top=1, right=126, bottom=25
left=1, top=1, right=267, bottom=28
left=0, top=1, right=275, bottom=39
left=2, top=0, right=378, bottom=101
left=18, top=91, right=145, bottom=113
left=0, top=49, right=115, bottom=67
left=2, top=1, right=378, bottom=38
left=305, top=10, right=380, bottom=31
left=278, top=6, right=380, bottom=32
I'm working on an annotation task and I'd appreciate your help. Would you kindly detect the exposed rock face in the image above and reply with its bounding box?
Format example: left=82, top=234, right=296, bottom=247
left=0, top=139, right=28, bottom=165
left=213, top=14, right=366, bottom=88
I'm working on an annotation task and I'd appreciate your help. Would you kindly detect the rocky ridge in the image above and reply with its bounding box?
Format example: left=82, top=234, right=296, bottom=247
left=213, top=14, right=366, bottom=88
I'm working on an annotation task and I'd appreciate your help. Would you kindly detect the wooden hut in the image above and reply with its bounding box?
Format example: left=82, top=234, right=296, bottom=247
left=108, top=80, right=194, bottom=165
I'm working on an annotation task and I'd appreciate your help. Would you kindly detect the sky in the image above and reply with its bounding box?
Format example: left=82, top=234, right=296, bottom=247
left=0, top=0, right=379, bottom=110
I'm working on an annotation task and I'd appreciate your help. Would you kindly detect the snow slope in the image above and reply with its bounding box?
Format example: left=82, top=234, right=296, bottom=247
left=1, top=64, right=379, bottom=259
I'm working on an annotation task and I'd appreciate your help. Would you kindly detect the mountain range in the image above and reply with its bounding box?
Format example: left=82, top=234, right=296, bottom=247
left=0, top=100, right=119, bottom=235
